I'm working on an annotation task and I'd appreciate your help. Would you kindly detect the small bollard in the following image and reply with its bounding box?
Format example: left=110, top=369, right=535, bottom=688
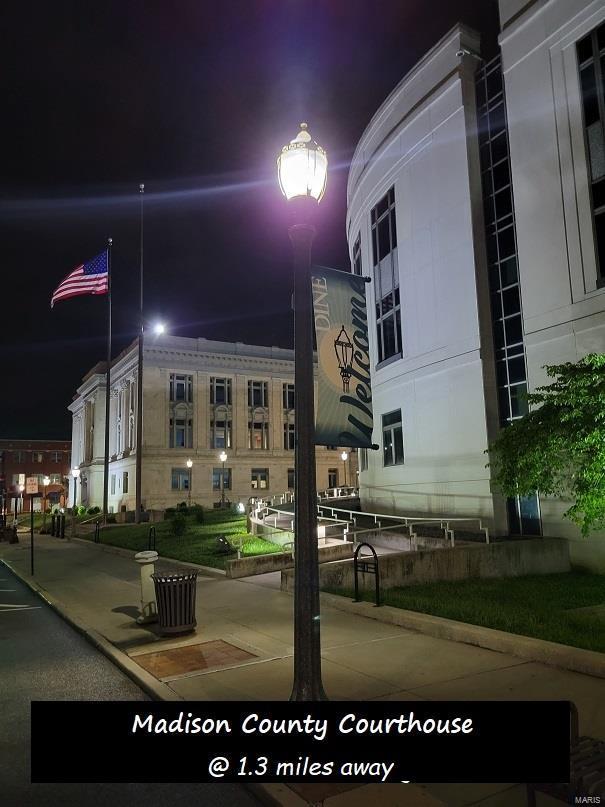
left=51, top=514, right=56, bottom=537
left=134, top=550, right=159, bottom=624
left=60, top=514, right=66, bottom=539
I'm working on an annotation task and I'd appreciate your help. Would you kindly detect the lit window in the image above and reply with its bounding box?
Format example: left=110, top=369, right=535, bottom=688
left=171, top=469, right=190, bottom=491
left=212, top=468, right=232, bottom=490
left=251, top=468, right=269, bottom=490
left=169, top=374, right=193, bottom=403
left=371, top=188, right=402, bottom=364
left=248, top=380, right=268, bottom=407
left=382, top=410, right=404, bottom=466
left=210, top=377, right=232, bottom=405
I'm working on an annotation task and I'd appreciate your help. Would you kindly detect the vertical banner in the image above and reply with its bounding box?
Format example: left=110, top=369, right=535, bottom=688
left=312, top=265, right=373, bottom=448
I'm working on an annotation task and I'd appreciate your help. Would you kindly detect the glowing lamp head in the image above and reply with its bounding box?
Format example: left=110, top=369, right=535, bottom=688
left=341, top=451, right=348, bottom=462
left=277, top=123, right=327, bottom=202
left=43, top=476, right=51, bottom=486
left=153, top=322, right=166, bottom=335
left=186, top=458, right=193, bottom=469
left=72, top=467, right=80, bottom=479
left=18, top=484, right=25, bottom=493
left=219, top=451, right=227, bottom=464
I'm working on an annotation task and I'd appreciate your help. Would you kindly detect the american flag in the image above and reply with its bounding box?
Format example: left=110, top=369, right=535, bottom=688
left=50, top=251, right=109, bottom=308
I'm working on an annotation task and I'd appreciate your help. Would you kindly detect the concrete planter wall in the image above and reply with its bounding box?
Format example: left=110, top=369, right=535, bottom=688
left=281, top=538, right=570, bottom=593
left=226, top=542, right=354, bottom=579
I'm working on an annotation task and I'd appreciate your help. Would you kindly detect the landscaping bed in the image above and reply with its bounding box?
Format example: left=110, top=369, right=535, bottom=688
left=325, top=572, right=605, bottom=654
left=79, top=508, right=282, bottom=570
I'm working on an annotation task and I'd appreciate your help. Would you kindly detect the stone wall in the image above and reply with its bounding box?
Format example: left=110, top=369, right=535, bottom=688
left=226, top=542, right=354, bottom=579
left=281, top=538, right=570, bottom=593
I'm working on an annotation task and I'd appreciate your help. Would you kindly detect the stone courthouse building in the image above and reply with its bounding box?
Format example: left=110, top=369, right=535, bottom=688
left=69, top=336, right=356, bottom=513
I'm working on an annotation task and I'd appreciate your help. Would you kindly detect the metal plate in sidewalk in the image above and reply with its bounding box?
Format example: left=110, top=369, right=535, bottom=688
left=134, top=639, right=256, bottom=680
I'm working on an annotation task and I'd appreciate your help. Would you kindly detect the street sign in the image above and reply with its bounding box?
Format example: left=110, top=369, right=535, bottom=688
left=26, top=477, right=39, bottom=495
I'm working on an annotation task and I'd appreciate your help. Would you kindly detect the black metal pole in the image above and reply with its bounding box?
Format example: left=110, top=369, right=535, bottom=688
left=72, top=477, right=77, bottom=538
left=30, top=495, right=34, bottom=576
left=14, top=494, right=18, bottom=524
left=289, top=215, right=327, bottom=702
left=135, top=184, right=144, bottom=523
left=103, top=239, right=112, bottom=522
left=221, top=460, right=225, bottom=508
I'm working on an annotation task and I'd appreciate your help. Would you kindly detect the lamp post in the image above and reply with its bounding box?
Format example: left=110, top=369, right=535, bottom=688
left=278, top=122, right=328, bottom=701
left=186, top=458, right=193, bottom=507
left=42, top=476, right=50, bottom=530
left=340, top=451, right=348, bottom=487
left=219, top=451, right=227, bottom=508
left=72, top=467, right=80, bottom=537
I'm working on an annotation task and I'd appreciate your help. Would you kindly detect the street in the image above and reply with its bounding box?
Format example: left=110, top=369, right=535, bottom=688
left=0, top=560, right=259, bottom=807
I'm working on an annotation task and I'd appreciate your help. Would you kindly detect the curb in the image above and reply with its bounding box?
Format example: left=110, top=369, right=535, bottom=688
left=1, top=558, right=183, bottom=702
left=318, top=591, right=605, bottom=680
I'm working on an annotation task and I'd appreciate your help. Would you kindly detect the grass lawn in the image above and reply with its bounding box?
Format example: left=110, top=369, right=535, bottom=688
left=326, top=572, right=605, bottom=654
left=80, top=509, right=282, bottom=569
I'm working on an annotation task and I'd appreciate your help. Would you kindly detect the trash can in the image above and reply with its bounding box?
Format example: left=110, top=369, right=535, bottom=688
left=151, top=570, right=198, bottom=635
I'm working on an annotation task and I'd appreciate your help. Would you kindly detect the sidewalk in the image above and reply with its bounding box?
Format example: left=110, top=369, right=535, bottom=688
left=3, top=533, right=600, bottom=806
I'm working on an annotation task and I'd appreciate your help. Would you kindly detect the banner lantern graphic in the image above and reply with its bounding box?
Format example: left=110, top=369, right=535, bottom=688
left=312, top=265, right=374, bottom=449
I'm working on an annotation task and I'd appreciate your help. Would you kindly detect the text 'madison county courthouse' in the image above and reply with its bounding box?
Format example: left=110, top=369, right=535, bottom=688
left=348, top=0, right=605, bottom=570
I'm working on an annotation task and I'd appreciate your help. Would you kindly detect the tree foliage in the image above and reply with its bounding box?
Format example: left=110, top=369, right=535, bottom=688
left=487, top=354, right=605, bottom=536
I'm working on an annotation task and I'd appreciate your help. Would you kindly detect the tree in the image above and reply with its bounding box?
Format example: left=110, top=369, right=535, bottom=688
left=487, top=354, right=605, bottom=536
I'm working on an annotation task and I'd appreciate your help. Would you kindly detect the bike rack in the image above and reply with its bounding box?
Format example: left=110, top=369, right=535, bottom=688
left=353, top=542, right=381, bottom=607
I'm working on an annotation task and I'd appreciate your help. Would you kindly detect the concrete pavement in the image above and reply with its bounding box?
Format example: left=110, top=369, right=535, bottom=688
left=1, top=533, right=596, bottom=806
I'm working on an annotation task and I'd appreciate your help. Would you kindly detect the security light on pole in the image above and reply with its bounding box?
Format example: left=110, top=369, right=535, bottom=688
left=71, top=467, right=80, bottom=537
left=341, top=451, right=348, bottom=487
left=278, top=122, right=328, bottom=702
left=186, top=458, right=193, bottom=507
left=42, top=476, right=50, bottom=529
left=219, top=451, right=227, bottom=509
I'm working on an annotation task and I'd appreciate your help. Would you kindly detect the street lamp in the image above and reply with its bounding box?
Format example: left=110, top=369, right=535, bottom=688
left=341, top=451, right=348, bottom=487
left=153, top=322, right=166, bottom=335
left=219, top=451, right=227, bottom=509
left=278, top=122, right=328, bottom=702
left=42, top=476, right=50, bottom=530
left=186, top=458, right=193, bottom=507
left=72, top=467, right=80, bottom=537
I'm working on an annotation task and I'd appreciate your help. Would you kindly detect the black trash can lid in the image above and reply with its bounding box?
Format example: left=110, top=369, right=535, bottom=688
left=151, top=570, right=198, bottom=582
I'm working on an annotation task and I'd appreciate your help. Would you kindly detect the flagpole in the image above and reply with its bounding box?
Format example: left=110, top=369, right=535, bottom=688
left=103, top=237, right=112, bottom=523
left=135, top=184, right=144, bottom=523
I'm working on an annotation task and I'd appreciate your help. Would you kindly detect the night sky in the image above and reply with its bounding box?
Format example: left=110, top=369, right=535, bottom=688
left=2, top=1, right=499, bottom=439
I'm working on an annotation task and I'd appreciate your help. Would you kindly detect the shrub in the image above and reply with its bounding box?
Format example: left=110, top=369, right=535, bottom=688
left=87, top=506, right=101, bottom=515
left=171, top=513, right=187, bottom=537
left=190, top=505, right=205, bottom=524
left=177, top=501, right=188, bottom=510
left=77, top=505, right=87, bottom=516
left=165, top=507, right=177, bottom=519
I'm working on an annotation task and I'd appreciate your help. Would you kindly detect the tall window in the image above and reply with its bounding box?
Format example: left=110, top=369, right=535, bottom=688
left=171, top=468, right=190, bottom=491
left=248, top=380, right=268, bottom=407
left=212, top=468, right=232, bottom=490
left=577, top=24, right=605, bottom=282
left=110, top=474, right=116, bottom=495
left=251, top=468, right=269, bottom=490
left=371, top=188, right=402, bottom=363
left=210, top=411, right=232, bottom=449
left=210, top=377, right=232, bottom=405
left=169, top=417, right=193, bottom=448
left=359, top=448, right=368, bottom=472
left=122, top=472, right=129, bottom=494
left=249, top=414, right=269, bottom=449
left=51, top=451, right=61, bottom=463
left=170, top=374, right=193, bottom=403
left=382, top=410, right=404, bottom=466
left=287, top=468, right=295, bottom=489
left=282, top=383, right=295, bottom=409
left=13, top=451, right=23, bottom=463
left=283, top=420, right=295, bottom=450
left=328, top=469, right=338, bottom=488
left=352, top=232, right=362, bottom=275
